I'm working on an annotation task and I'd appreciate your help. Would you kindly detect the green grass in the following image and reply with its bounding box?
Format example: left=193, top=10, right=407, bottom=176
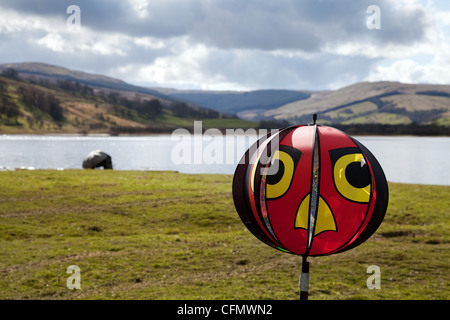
left=431, top=116, right=450, bottom=126
left=323, top=102, right=378, bottom=121
left=0, top=170, right=448, bottom=300
left=343, top=112, right=412, bottom=125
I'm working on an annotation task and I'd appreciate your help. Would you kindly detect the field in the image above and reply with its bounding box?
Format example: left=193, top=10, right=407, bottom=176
left=0, top=170, right=448, bottom=300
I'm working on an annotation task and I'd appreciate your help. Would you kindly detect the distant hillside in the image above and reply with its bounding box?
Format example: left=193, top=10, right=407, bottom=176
left=1, top=62, right=449, bottom=135
left=0, top=68, right=256, bottom=135
left=262, top=81, right=450, bottom=127
left=0, top=62, right=178, bottom=103
left=154, top=81, right=450, bottom=129
left=157, top=89, right=311, bottom=116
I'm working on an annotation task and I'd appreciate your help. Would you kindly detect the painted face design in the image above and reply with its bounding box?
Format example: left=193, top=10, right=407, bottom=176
left=233, top=125, right=389, bottom=256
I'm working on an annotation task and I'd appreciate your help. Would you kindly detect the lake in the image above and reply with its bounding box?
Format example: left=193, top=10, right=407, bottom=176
left=0, top=134, right=449, bottom=186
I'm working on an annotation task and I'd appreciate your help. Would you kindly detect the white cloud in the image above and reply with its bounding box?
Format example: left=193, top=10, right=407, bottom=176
left=366, top=1, right=450, bottom=85
left=34, top=29, right=130, bottom=56
left=130, top=0, right=150, bottom=19
left=0, top=0, right=449, bottom=91
left=0, top=8, right=132, bottom=57
left=435, top=11, right=450, bottom=26
left=115, top=43, right=239, bottom=90
left=366, top=46, right=450, bottom=85
left=0, top=8, right=59, bottom=34
left=134, top=36, right=165, bottom=49
left=36, top=33, right=65, bottom=52
left=367, top=59, right=424, bottom=83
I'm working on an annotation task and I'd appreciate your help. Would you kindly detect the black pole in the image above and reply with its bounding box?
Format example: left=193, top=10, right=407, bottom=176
left=299, top=256, right=310, bottom=300
left=312, top=114, right=317, bottom=125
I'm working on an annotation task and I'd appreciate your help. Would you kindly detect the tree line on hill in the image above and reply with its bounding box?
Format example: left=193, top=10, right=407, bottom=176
left=0, top=68, right=65, bottom=128
left=2, top=67, right=448, bottom=135
left=0, top=80, right=22, bottom=125
left=18, top=85, right=64, bottom=122
left=258, top=118, right=449, bottom=136
left=27, top=70, right=227, bottom=122
left=335, top=123, right=450, bottom=136
left=0, top=68, right=228, bottom=133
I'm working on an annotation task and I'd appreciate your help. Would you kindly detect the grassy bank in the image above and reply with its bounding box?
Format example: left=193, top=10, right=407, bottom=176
left=0, top=170, right=448, bottom=300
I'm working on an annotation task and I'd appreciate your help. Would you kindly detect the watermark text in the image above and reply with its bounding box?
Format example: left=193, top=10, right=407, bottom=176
left=66, top=265, right=81, bottom=290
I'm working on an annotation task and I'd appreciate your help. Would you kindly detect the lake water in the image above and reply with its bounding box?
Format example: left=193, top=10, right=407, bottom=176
left=0, top=134, right=449, bottom=186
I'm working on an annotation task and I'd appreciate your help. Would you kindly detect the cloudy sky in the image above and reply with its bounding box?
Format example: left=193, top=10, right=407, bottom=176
left=0, top=0, right=449, bottom=91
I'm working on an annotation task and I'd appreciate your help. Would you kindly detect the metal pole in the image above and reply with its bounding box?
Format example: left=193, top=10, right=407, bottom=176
left=299, top=256, right=309, bottom=300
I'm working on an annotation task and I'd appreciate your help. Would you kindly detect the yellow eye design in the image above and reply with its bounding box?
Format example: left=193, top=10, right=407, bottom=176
left=265, top=146, right=302, bottom=199
left=330, top=149, right=371, bottom=203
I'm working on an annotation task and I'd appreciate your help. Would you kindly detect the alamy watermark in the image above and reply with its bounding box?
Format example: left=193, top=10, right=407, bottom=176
left=367, top=5, right=381, bottom=30
left=66, top=5, right=380, bottom=31
left=66, top=265, right=81, bottom=290
left=366, top=265, right=381, bottom=289
left=66, top=5, right=81, bottom=30
left=171, top=121, right=280, bottom=174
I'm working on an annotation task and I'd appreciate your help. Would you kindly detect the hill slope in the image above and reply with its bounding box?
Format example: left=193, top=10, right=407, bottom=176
left=262, top=81, right=450, bottom=126
left=156, top=88, right=311, bottom=116
left=0, top=62, right=178, bottom=103
left=1, top=62, right=449, bottom=132
left=0, top=72, right=255, bottom=134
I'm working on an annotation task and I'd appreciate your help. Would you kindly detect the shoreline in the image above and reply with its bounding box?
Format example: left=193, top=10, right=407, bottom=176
left=1, top=131, right=450, bottom=138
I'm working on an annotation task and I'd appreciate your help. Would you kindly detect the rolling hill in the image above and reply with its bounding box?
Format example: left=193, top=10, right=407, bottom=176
left=0, top=64, right=256, bottom=134
left=155, top=81, right=450, bottom=128
left=155, top=88, right=311, bottom=116
left=0, top=62, right=449, bottom=135
left=262, top=81, right=450, bottom=127
left=0, top=62, right=178, bottom=103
